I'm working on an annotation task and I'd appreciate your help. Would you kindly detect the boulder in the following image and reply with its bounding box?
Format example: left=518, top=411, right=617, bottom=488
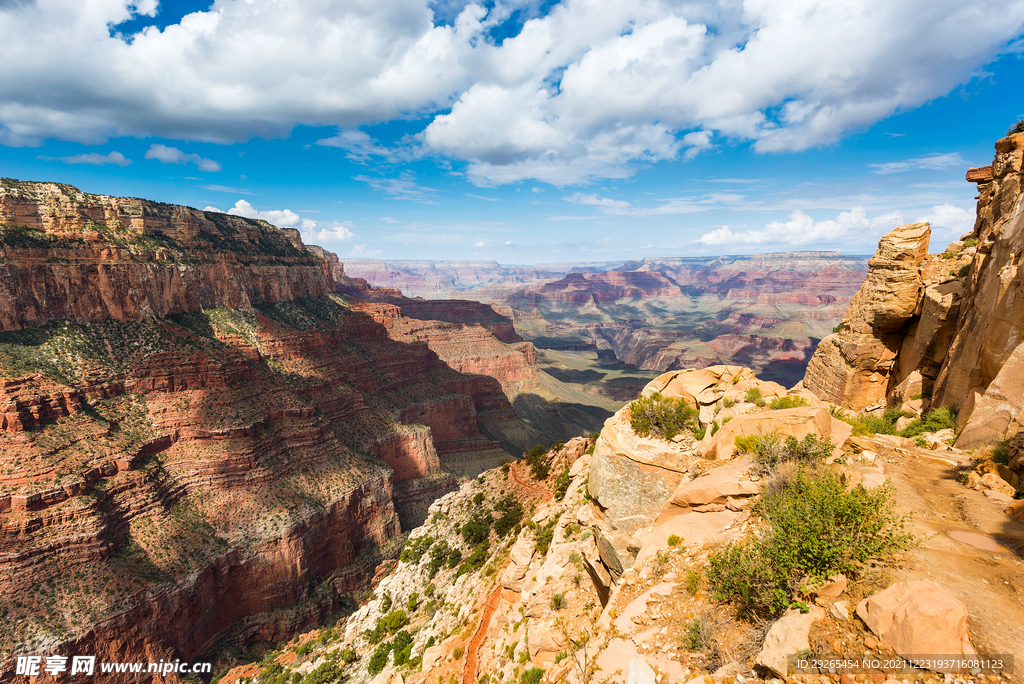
left=502, top=537, right=536, bottom=591
left=627, top=657, right=657, bottom=684
left=527, top=620, right=566, bottom=660
left=636, top=509, right=747, bottom=565
left=755, top=606, right=825, bottom=677
left=856, top=581, right=976, bottom=664
left=704, top=406, right=850, bottom=460
left=664, top=459, right=759, bottom=509
left=979, top=472, right=1016, bottom=498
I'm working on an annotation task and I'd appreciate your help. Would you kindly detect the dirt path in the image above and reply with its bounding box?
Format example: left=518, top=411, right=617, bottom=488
left=877, top=445, right=1024, bottom=680
left=509, top=461, right=553, bottom=503
left=463, top=583, right=503, bottom=684
left=461, top=464, right=553, bottom=684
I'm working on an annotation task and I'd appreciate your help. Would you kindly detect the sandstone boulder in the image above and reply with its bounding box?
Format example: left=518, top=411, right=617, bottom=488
left=756, top=605, right=825, bottom=677
left=636, top=509, right=747, bottom=565
left=979, top=472, right=1016, bottom=498
left=627, top=657, right=657, bottom=684
left=663, top=459, right=759, bottom=509
left=502, top=537, right=536, bottom=591
left=856, top=581, right=976, bottom=663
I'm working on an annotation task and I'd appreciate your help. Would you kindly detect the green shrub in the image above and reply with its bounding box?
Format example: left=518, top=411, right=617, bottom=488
left=456, top=540, right=490, bottom=577
left=963, top=237, right=978, bottom=249
left=521, top=668, right=544, bottom=684
left=427, top=540, right=450, bottom=578
left=733, top=433, right=834, bottom=469
left=453, top=646, right=465, bottom=659
left=683, top=618, right=706, bottom=650
left=399, top=534, right=434, bottom=564
left=381, top=610, right=409, bottom=634
left=832, top=323, right=844, bottom=334
left=367, top=643, right=391, bottom=676
left=493, top=494, right=525, bottom=537
left=525, top=444, right=552, bottom=479
left=304, top=663, right=345, bottom=684
left=744, top=387, right=765, bottom=406
left=838, top=408, right=906, bottom=436
left=667, top=534, right=682, bottom=547
left=392, top=630, right=413, bottom=667
left=707, top=467, right=914, bottom=617
left=553, top=466, right=571, bottom=500
left=379, top=593, right=392, bottom=614
left=722, top=396, right=737, bottom=408
left=769, top=395, right=808, bottom=410
left=898, top=405, right=958, bottom=437
left=1008, top=118, right=1024, bottom=135
left=550, top=592, right=564, bottom=610
left=551, top=440, right=565, bottom=452
left=957, top=263, right=971, bottom=279
left=629, top=392, right=699, bottom=440
left=461, top=512, right=493, bottom=546
left=406, top=592, right=419, bottom=612
left=684, top=568, right=702, bottom=595
left=447, top=548, right=463, bottom=568
left=710, top=420, right=720, bottom=436
left=534, top=519, right=557, bottom=556
left=473, top=492, right=485, bottom=505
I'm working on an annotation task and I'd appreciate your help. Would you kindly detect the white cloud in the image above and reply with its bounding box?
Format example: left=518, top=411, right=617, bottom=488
left=696, top=207, right=904, bottom=247
left=0, top=0, right=1021, bottom=183
left=39, top=151, right=131, bottom=167
left=915, top=203, right=975, bottom=243
left=870, top=153, right=967, bottom=175
left=474, top=240, right=484, bottom=247
left=145, top=144, right=221, bottom=171
left=205, top=199, right=356, bottom=244
left=565, top=190, right=739, bottom=216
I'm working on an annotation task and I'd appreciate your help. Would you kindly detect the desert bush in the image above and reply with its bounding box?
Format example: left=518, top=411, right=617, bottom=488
left=392, top=630, right=413, bottom=666
left=667, top=534, right=682, bottom=547
left=456, top=540, right=490, bottom=577
left=1008, top=118, right=1024, bottom=135
left=899, top=405, right=958, bottom=437
left=367, top=642, right=392, bottom=675
left=521, top=668, right=544, bottom=684
left=769, top=395, right=808, bottom=410
left=446, top=548, right=462, bottom=568
left=461, top=512, right=493, bottom=546
left=840, top=408, right=906, bottom=436
left=734, top=432, right=833, bottom=470
left=534, top=519, right=557, bottom=556
left=553, top=466, right=571, bottom=500
left=493, top=494, right=525, bottom=537
left=550, top=592, right=564, bottom=610
left=707, top=467, right=914, bottom=617
left=304, top=662, right=346, bottom=684
left=744, top=387, right=765, bottom=406
left=629, top=392, right=698, bottom=440
left=525, top=444, right=551, bottom=479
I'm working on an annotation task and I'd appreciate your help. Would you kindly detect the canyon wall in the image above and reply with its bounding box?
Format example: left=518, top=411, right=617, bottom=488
left=802, top=133, right=1024, bottom=449
left=0, top=180, right=549, bottom=681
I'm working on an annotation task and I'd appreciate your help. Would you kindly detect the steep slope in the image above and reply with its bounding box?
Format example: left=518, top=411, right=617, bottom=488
left=0, top=180, right=545, bottom=681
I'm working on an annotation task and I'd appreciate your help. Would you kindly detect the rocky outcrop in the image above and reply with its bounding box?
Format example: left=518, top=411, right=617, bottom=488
left=802, top=223, right=933, bottom=410
left=802, top=133, right=1024, bottom=451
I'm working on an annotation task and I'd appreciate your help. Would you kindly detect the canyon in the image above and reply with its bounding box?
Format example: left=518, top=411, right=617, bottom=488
left=210, top=133, right=1024, bottom=684
left=346, top=252, right=869, bottom=389
left=0, top=180, right=581, bottom=681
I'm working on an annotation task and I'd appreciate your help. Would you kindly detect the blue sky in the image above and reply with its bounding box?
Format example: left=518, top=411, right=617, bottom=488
left=1, top=0, right=1023, bottom=263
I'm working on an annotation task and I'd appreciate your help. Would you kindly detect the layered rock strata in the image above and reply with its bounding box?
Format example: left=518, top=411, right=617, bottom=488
left=0, top=180, right=548, bottom=681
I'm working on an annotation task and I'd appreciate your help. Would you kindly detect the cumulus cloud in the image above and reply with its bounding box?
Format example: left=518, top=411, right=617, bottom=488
left=0, top=0, right=1022, bottom=183
left=915, top=203, right=975, bottom=242
left=40, top=151, right=131, bottom=167
left=205, top=199, right=356, bottom=243
left=145, top=144, right=221, bottom=171
left=696, top=207, right=904, bottom=247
